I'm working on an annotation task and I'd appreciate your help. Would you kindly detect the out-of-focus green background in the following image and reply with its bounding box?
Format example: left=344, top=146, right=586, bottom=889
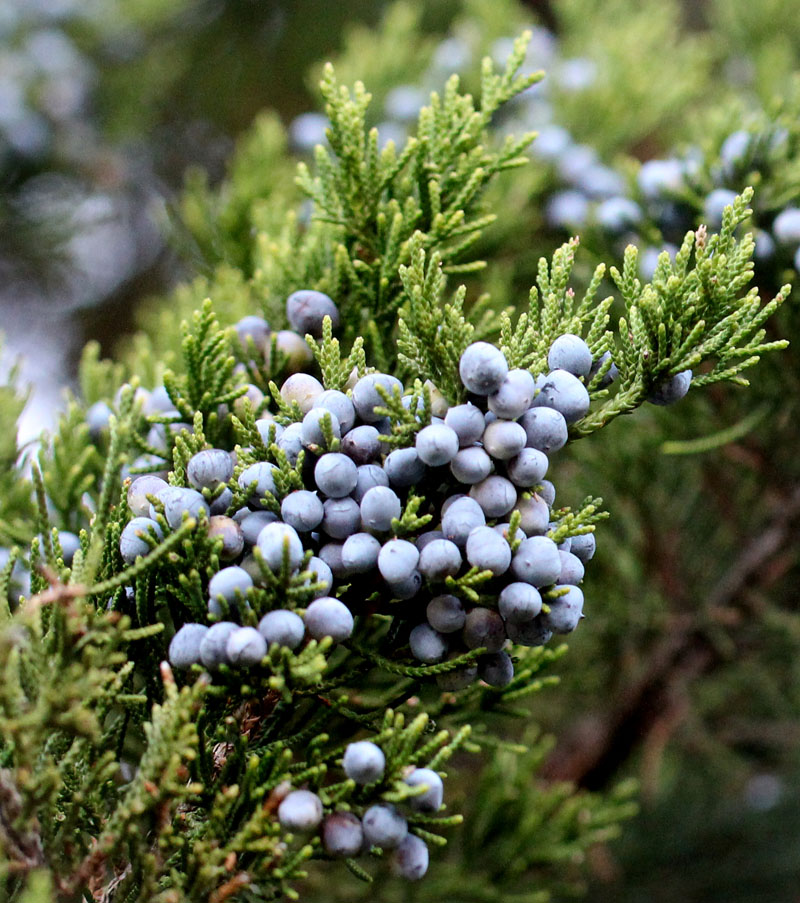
left=3, top=1, right=800, bottom=900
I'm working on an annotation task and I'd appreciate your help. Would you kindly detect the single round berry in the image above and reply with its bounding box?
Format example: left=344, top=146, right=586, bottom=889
left=505, top=615, right=553, bottom=647
left=531, top=370, right=590, bottom=423
left=352, top=373, right=403, bottom=423
left=444, top=402, right=486, bottom=447
left=588, top=351, right=619, bottom=388
left=648, top=369, right=692, bottom=405
left=305, top=555, right=333, bottom=596
left=315, top=453, right=359, bottom=498
left=515, top=495, right=550, bottom=536
left=595, top=197, right=643, bottom=234
left=343, top=741, right=386, bottom=784
left=270, top=329, right=314, bottom=373
left=569, top=532, right=596, bottom=562
left=538, top=480, right=556, bottom=507
left=318, top=543, right=346, bottom=579
left=463, top=607, right=506, bottom=653
left=226, top=626, right=267, bottom=667
left=772, top=207, right=800, bottom=245
left=450, top=446, right=493, bottom=484
left=313, top=389, right=355, bottom=433
left=341, top=532, right=382, bottom=574
left=703, top=188, right=738, bottom=227
left=57, top=531, right=80, bottom=566
left=404, top=768, right=444, bottom=812
left=207, top=516, right=244, bottom=561
left=545, top=189, right=589, bottom=228
left=409, top=623, right=448, bottom=663
left=237, top=462, right=279, bottom=509
left=482, top=420, right=527, bottom=461
left=340, top=425, right=382, bottom=464
left=511, top=536, right=562, bottom=586
left=168, top=623, right=208, bottom=669
left=547, top=334, right=592, bottom=378
left=459, top=342, right=509, bottom=395
left=323, top=812, right=364, bottom=857
left=157, top=487, right=210, bottom=530
left=301, top=407, right=341, bottom=448
left=209, top=487, right=234, bottom=516
left=427, top=594, right=466, bottom=633
left=441, top=496, right=486, bottom=547
left=435, top=658, right=478, bottom=690
left=286, top=289, right=340, bottom=338
left=127, top=475, right=168, bottom=518
left=418, top=539, right=462, bottom=581
left=120, top=517, right=163, bottom=564
left=389, top=570, right=423, bottom=600
left=498, top=582, right=543, bottom=623
left=637, top=158, right=684, bottom=199
left=208, top=566, right=253, bottom=606
left=239, top=510, right=278, bottom=546
left=362, top=804, right=408, bottom=849
left=415, top=423, right=460, bottom=466
left=542, top=585, right=585, bottom=633
left=257, top=522, right=304, bottom=572
left=280, top=373, right=324, bottom=414
left=469, top=476, right=517, bottom=518
left=199, top=621, right=238, bottom=669
left=186, top=448, right=234, bottom=491
left=259, top=609, right=305, bottom=650
left=507, top=448, right=549, bottom=487
left=378, top=539, right=420, bottom=585
left=519, top=407, right=568, bottom=454
left=478, top=651, right=515, bottom=687
left=466, top=526, right=511, bottom=576
left=352, top=463, right=390, bottom=502
left=277, top=422, right=304, bottom=465
left=559, top=550, right=585, bottom=584
left=87, top=401, right=112, bottom=438
left=281, top=490, right=324, bottom=533
left=304, top=597, right=354, bottom=642
left=234, top=315, right=270, bottom=352
left=321, top=497, right=361, bottom=539
left=488, top=369, right=536, bottom=419
left=360, top=486, right=402, bottom=533
left=277, top=789, right=323, bottom=832
left=384, top=448, right=426, bottom=488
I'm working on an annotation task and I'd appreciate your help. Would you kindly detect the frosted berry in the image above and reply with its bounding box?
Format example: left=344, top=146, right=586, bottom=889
left=384, top=448, right=426, bottom=487
left=304, top=597, right=354, bottom=642
left=234, top=315, right=270, bottom=352
left=468, top=475, right=517, bottom=518
left=531, top=370, right=590, bottom=423
left=208, top=566, right=252, bottom=605
left=343, top=741, right=386, bottom=784
left=459, top=342, right=509, bottom=395
left=441, top=496, right=486, bottom=547
left=772, top=207, right=800, bottom=244
left=127, top=475, right=168, bottom=518
left=168, top=623, right=208, bottom=669
left=199, top=621, right=238, bottom=669
left=352, top=463, right=390, bottom=502
left=315, top=453, right=358, bottom=498
left=120, top=517, right=163, bottom=564
left=378, top=539, right=420, bottom=585
left=301, top=408, right=341, bottom=448
left=323, top=812, right=364, bottom=857
left=515, top=495, right=550, bottom=536
left=258, top=609, right=305, bottom=650
left=278, top=789, right=324, bottom=832
left=352, top=373, right=403, bottom=423
left=360, top=486, right=402, bottom=533
left=505, top=616, right=553, bottom=647
left=519, top=407, right=568, bottom=454
left=498, top=582, right=543, bottom=623
left=157, top=487, right=210, bottom=530
left=648, top=369, right=692, bottom=405
left=404, top=768, right=444, bottom=812
left=286, top=289, right=340, bottom=338
left=482, top=420, right=527, bottom=460
left=281, top=490, right=324, bottom=533
left=186, top=448, right=234, bottom=491
left=340, top=425, right=382, bottom=464
left=418, top=539, right=462, bottom=581
left=362, top=804, right=408, bottom=849
left=450, top=446, right=493, bottom=485
left=313, top=389, right=355, bottom=433
left=409, top=623, right=448, bottom=663
left=444, top=402, right=486, bottom=447
left=478, top=651, right=515, bottom=687
left=207, top=516, right=244, bottom=561
left=321, top=497, right=361, bottom=539
left=237, top=462, right=278, bottom=508
left=558, top=550, right=585, bottom=584
left=426, top=594, right=466, bottom=633
left=547, top=334, right=592, bottom=378
left=511, top=536, right=562, bottom=586
left=463, top=607, right=506, bottom=653
left=239, top=510, right=278, bottom=546
left=226, top=626, right=267, bottom=667
left=465, top=526, right=511, bottom=576
left=542, top=585, right=585, bottom=633
left=280, top=373, right=324, bottom=414
left=341, top=532, right=382, bottom=574
left=507, top=448, right=549, bottom=487
left=415, top=423, right=460, bottom=466
left=488, top=369, right=536, bottom=420
left=569, top=532, right=596, bottom=562
left=256, top=522, right=304, bottom=572
left=305, top=555, right=333, bottom=596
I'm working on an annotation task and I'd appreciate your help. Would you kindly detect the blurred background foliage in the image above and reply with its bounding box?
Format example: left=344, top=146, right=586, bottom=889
left=3, top=0, right=800, bottom=899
